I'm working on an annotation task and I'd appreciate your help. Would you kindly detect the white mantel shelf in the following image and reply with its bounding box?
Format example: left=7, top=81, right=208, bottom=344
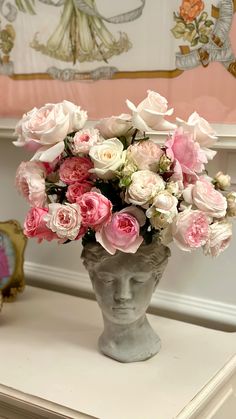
left=0, top=286, right=236, bottom=419
left=1, top=118, right=236, bottom=150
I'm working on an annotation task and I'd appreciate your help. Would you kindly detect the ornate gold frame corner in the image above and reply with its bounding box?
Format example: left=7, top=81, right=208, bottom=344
left=0, top=220, right=27, bottom=301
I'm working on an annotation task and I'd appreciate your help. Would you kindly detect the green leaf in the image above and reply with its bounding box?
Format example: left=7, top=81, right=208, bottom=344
left=191, top=37, right=199, bottom=47
left=204, top=20, right=214, bottom=27
left=199, top=34, right=209, bottom=44
left=118, top=136, right=128, bottom=149
left=186, top=23, right=195, bottom=31
left=119, top=176, right=132, bottom=188
left=198, top=11, right=208, bottom=23
left=173, top=12, right=184, bottom=23
left=171, top=22, right=186, bottom=39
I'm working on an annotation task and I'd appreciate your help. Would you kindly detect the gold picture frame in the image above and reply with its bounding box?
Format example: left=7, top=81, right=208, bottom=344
left=0, top=220, right=27, bottom=301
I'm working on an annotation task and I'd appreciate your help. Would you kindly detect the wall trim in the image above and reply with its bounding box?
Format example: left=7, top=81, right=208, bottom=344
left=24, top=261, right=236, bottom=328
left=1, top=118, right=236, bottom=150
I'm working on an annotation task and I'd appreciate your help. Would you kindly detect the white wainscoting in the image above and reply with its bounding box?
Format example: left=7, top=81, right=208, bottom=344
left=1, top=119, right=236, bottom=330
left=24, top=260, right=236, bottom=329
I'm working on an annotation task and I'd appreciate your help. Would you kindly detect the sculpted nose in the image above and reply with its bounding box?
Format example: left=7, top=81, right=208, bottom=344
left=114, top=278, right=132, bottom=302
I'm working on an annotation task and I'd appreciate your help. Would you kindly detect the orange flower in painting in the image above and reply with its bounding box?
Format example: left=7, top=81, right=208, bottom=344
left=180, top=0, right=205, bottom=23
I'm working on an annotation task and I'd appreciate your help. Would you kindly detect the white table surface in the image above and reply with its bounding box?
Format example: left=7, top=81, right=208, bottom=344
left=0, top=286, right=235, bottom=419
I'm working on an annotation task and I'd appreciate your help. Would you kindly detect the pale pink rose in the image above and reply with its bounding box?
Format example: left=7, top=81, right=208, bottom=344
left=66, top=181, right=92, bottom=203
left=183, top=178, right=227, bottom=218
left=127, top=140, right=163, bottom=171
left=165, top=128, right=207, bottom=180
left=204, top=221, right=232, bottom=257
left=15, top=161, right=47, bottom=207
left=24, top=207, right=57, bottom=242
left=59, top=157, right=93, bottom=184
left=177, top=112, right=218, bottom=148
left=77, top=192, right=112, bottom=230
left=13, top=101, right=87, bottom=147
left=125, top=170, right=165, bottom=207
left=171, top=209, right=210, bottom=251
left=126, top=90, right=176, bottom=131
left=73, top=128, right=102, bottom=154
left=95, top=114, right=133, bottom=139
left=45, top=203, right=82, bottom=240
left=95, top=208, right=144, bottom=254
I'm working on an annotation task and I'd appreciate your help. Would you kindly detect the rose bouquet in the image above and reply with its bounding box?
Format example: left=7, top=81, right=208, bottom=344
left=14, top=91, right=236, bottom=257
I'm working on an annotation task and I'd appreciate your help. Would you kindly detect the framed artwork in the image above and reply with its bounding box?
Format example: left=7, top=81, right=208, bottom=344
left=0, top=0, right=235, bottom=80
left=0, top=220, right=27, bottom=301
left=0, top=1, right=235, bottom=124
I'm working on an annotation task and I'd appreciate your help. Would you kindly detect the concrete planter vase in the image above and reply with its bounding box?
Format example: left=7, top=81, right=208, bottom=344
left=81, top=239, right=170, bottom=363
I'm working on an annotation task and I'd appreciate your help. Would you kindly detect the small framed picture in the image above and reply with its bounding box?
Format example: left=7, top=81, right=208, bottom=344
left=0, top=220, right=27, bottom=301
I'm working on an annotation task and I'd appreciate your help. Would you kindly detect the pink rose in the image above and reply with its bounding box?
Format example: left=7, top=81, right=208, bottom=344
left=204, top=221, right=232, bottom=257
left=171, top=208, right=210, bottom=251
left=183, top=178, right=227, bottom=218
left=66, top=181, right=92, bottom=203
left=96, top=207, right=145, bottom=255
left=45, top=203, right=82, bottom=240
left=24, top=207, right=57, bottom=242
left=59, top=157, right=93, bottom=184
left=166, top=128, right=207, bottom=180
left=95, top=114, right=133, bottom=139
left=126, top=90, right=176, bottom=131
left=73, top=128, right=102, bottom=154
left=15, top=161, right=47, bottom=207
left=77, top=192, right=112, bottom=230
left=127, top=140, right=163, bottom=171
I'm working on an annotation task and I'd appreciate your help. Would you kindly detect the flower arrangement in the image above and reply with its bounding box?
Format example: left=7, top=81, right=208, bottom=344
left=14, top=90, right=236, bottom=257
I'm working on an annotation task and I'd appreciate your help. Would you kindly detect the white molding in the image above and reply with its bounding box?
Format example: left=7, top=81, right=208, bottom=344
left=1, top=118, right=236, bottom=150
left=24, top=261, right=236, bottom=327
left=176, top=354, right=236, bottom=418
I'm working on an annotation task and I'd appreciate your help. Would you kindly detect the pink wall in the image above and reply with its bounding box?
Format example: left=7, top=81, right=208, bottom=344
left=1, top=18, right=235, bottom=124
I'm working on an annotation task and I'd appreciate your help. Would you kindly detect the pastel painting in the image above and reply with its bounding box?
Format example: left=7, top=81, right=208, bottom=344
left=0, top=232, right=15, bottom=290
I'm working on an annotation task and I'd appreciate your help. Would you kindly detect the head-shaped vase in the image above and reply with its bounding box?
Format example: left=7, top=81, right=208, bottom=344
left=81, top=238, right=170, bottom=363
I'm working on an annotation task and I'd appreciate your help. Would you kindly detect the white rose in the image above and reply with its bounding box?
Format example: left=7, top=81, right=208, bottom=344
left=45, top=203, right=82, bottom=241
left=126, top=90, right=176, bottom=131
left=146, top=191, right=178, bottom=227
left=125, top=170, right=165, bottom=207
left=227, top=192, right=236, bottom=217
left=176, top=112, right=218, bottom=148
left=14, top=101, right=87, bottom=147
left=89, top=138, right=126, bottom=180
left=204, top=221, right=232, bottom=257
left=95, top=114, right=133, bottom=139
left=214, top=171, right=231, bottom=190
left=166, top=181, right=183, bottom=197
left=62, top=100, right=87, bottom=131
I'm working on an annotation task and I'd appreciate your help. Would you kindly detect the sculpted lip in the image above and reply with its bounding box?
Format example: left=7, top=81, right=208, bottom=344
left=112, top=306, right=135, bottom=310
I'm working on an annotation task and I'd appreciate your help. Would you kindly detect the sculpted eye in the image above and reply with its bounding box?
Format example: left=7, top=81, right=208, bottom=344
left=98, top=275, right=114, bottom=284
left=132, top=276, right=146, bottom=284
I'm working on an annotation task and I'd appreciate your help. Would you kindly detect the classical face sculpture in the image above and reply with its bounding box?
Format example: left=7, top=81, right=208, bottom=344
left=88, top=252, right=160, bottom=325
